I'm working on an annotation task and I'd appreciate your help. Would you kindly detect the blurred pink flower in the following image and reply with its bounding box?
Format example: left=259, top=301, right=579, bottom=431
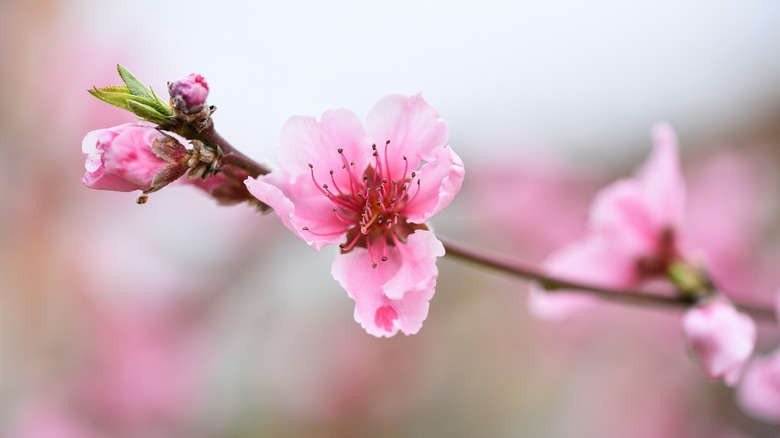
left=10, top=402, right=99, bottom=438
left=682, top=299, right=756, bottom=385
left=684, top=149, right=780, bottom=305
left=75, top=303, right=211, bottom=430
left=246, top=93, right=464, bottom=336
left=169, top=73, right=209, bottom=113
left=737, top=348, right=780, bottom=422
left=736, top=291, right=780, bottom=422
left=81, top=123, right=188, bottom=194
left=530, top=123, right=685, bottom=319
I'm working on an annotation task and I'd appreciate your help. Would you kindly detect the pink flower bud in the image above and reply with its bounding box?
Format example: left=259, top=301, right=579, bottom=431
left=168, top=73, right=209, bottom=113
left=81, top=123, right=189, bottom=194
left=682, top=300, right=756, bottom=386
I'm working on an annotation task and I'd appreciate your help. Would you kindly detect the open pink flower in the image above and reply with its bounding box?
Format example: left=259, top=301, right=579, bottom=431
left=245, top=93, right=464, bottom=337
left=682, top=299, right=756, bottom=386
left=530, top=123, right=686, bottom=319
left=82, top=123, right=189, bottom=194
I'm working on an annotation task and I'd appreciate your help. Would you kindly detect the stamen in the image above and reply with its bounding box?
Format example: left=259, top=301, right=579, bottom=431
left=375, top=231, right=388, bottom=263
left=338, top=149, right=362, bottom=193
left=403, top=179, right=422, bottom=209
left=339, top=232, right=362, bottom=251
left=383, top=140, right=391, bottom=181
left=366, top=235, right=378, bottom=268
left=301, top=226, right=342, bottom=237
left=329, top=169, right=346, bottom=197
left=332, top=208, right=354, bottom=224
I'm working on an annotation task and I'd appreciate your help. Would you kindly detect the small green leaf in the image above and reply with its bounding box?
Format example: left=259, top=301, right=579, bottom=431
left=96, top=85, right=131, bottom=94
left=117, top=64, right=152, bottom=98
left=149, top=86, right=174, bottom=116
left=89, top=87, right=148, bottom=112
left=127, top=99, right=167, bottom=124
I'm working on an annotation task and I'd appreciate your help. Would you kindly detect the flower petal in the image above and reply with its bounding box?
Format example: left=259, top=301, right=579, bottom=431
left=682, top=300, right=756, bottom=386
left=278, top=110, right=372, bottom=190
left=331, top=233, right=441, bottom=337
left=401, top=145, right=465, bottom=224
left=637, top=123, right=686, bottom=229
left=245, top=171, right=349, bottom=250
left=365, top=93, right=449, bottom=179
left=737, top=350, right=780, bottom=422
left=529, top=235, right=636, bottom=320
left=589, top=179, right=657, bottom=256
left=382, top=230, right=445, bottom=300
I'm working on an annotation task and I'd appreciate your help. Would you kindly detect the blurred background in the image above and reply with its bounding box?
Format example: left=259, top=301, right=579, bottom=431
left=2, top=0, right=780, bottom=436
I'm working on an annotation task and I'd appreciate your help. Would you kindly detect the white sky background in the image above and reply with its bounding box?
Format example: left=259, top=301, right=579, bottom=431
left=67, top=0, right=780, bottom=167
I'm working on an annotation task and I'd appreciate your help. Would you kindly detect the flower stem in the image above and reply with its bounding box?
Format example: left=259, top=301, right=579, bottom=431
left=199, top=124, right=271, bottom=178
left=439, top=236, right=776, bottom=323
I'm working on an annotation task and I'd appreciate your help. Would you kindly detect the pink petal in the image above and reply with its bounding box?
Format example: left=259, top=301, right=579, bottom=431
left=637, top=123, right=686, bottom=229
left=365, top=93, right=449, bottom=180
left=331, top=230, right=442, bottom=337
left=245, top=172, right=349, bottom=250
left=529, top=235, right=636, bottom=320
left=401, top=145, right=465, bottom=224
left=737, top=350, right=780, bottom=422
left=278, top=110, right=372, bottom=191
left=589, top=179, right=657, bottom=256
left=682, top=300, right=756, bottom=386
left=382, top=230, right=445, bottom=300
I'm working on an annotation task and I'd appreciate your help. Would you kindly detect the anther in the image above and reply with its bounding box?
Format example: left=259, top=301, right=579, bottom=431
left=386, top=140, right=391, bottom=145
left=382, top=256, right=388, bottom=261
left=338, top=148, right=344, bottom=153
left=372, top=263, right=378, bottom=269
left=329, top=170, right=334, bottom=175
left=302, top=226, right=309, bottom=230
left=371, top=144, right=377, bottom=150
left=411, top=172, right=416, bottom=178
left=323, top=184, right=328, bottom=189
left=308, top=163, right=314, bottom=168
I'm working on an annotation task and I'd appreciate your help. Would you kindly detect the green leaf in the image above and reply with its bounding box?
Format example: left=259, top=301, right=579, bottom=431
left=117, top=64, right=152, bottom=98
left=127, top=99, right=167, bottom=124
left=149, top=86, right=174, bottom=116
left=89, top=87, right=149, bottom=112
left=96, top=85, right=131, bottom=94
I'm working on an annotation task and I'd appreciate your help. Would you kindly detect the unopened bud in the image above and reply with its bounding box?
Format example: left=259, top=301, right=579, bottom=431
left=81, top=123, right=189, bottom=200
left=168, top=73, right=209, bottom=114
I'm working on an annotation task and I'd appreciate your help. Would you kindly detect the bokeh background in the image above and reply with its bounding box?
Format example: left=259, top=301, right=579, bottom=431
left=3, top=1, right=780, bottom=436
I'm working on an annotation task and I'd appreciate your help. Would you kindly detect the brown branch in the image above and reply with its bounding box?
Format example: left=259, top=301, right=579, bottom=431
left=440, top=236, right=776, bottom=323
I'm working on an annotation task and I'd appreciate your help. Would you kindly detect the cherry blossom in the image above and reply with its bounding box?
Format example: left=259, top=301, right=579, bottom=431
left=529, top=123, right=686, bottom=319
left=245, top=93, right=464, bottom=336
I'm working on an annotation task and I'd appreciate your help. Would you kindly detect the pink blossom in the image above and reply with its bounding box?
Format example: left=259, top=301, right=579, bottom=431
left=530, top=123, right=686, bottom=319
left=81, top=123, right=188, bottom=194
left=168, top=73, right=209, bottom=113
left=735, top=291, right=780, bottom=421
left=737, top=348, right=780, bottom=422
left=682, top=300, right=756, bottom=385
left=245, top=93, right=464, bottom=337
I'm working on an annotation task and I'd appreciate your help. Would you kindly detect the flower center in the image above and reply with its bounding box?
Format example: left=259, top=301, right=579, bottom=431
left=307, top=141, right=426, bottom=268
